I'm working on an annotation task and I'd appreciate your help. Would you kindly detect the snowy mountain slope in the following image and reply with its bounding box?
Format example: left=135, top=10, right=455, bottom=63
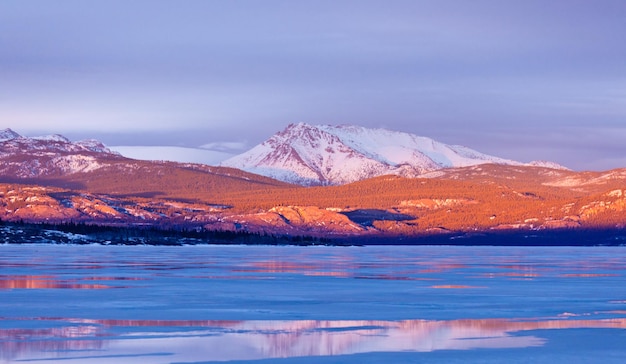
left=316, top=124, right=520, bottom=167
left=0, top=128, right=123, bottom=177
left=0, top=129, right=21, bottom=141
left=222, top=123, right=565, bottom=185
left=0, top=128, right=291, bottom=201
left=221, top=124, right=390, bottom=185
left=0, top=129, right=119, bottom=155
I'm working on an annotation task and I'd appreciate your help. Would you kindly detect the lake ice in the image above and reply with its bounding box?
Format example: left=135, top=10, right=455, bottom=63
left=1, top=245, right=625, bottom=363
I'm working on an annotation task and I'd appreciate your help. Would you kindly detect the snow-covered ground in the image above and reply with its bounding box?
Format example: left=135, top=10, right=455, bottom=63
left=110, top=146, right=234, bottom=165
left=1, top=245, right=625, bottom=363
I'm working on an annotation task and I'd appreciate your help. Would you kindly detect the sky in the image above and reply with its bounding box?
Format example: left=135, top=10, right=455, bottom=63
left=1, top=0, right=625, bottom=170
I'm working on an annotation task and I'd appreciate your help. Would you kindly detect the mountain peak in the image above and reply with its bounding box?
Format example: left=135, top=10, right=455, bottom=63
left=75, top=139, right=119, bottom=154
left=0, top=128, right=21, bottom=141
left=0, top=130, right=117, bottom=155
left=0, top=129, right=123, bottom=178
left=278, top=122, right=328, bottom=140
left=285, top=122, right=311, bottom=129
left=222, top=123, right=531, bottom=185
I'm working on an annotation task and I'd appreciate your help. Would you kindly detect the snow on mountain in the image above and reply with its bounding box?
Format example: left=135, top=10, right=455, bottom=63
left=222, top=123, right=566, bottom=185
left=527, top=160, right=570, bottom=170
left=222, top=123, right=386, bottom=185
left=0, top=129, right=122, bottom=177
left=0, top=129, right=119, bottom=155
left=75, top=139, right=120, bottom=154
left=316, top=124, right=519, bottom=168
left=0, top=128, right=21, bottom=141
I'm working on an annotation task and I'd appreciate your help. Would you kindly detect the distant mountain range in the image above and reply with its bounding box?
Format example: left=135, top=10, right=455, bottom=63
left=0, top=129, right=123, bottom=178
left=3, top=125, right=568, bottom=186
left=222, top=123, right=567, bottom=185
left=1, top=126, right=625, bottom=244
left=0, top=127, right=288, bottom=195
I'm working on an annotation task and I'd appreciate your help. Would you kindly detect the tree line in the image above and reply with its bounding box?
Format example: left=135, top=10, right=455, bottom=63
left=0, top=219, right=335, bottom=246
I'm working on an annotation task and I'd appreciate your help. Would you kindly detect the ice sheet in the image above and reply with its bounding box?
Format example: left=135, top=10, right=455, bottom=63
left=1, top=245, right=625, bottom=363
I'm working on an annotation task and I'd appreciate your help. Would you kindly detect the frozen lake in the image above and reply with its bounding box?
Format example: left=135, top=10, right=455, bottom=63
left=1, top=245, right=625, bottom=363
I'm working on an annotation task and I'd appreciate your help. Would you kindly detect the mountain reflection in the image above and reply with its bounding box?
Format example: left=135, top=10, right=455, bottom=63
left=230, top=260, right=471, bottom=280
left=2, top=316, right=625, bottom=362
left=0, top=275, right=113, bottom=289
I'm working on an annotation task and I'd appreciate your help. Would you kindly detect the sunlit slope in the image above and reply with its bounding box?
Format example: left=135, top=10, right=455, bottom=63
left=212, top=164, right=626, bottom=233
left=59, top=161, right=293, bottom=200
left=0, top=128, right=293, bottom=202
left=2, top=158, right=625, bottom=237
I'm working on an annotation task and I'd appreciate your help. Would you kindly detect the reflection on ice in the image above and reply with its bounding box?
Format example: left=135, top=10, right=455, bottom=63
left=430, top=284, right=485, bottom=289
left=560, top=273, right=619, bottom=277
left=0, top=275, right=115, bottom=289
left=1, top=245, right=625, bottom=362
left=2, top=315, right=626, bottom=363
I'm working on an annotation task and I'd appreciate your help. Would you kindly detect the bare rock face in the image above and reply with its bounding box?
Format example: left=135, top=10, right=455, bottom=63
left=0, top=184, right=228, bottom=226
left=268, top=206, right=364, bottom=233
left=579, top=189, right=626, bottom=221
left=207, top=206, right=366, bottom=236
left=0, top=186, right=79, bottom=221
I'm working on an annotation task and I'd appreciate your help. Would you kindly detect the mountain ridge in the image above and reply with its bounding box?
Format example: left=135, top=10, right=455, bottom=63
left=0, top=128, right=124, bottom=178
left=222, top=123, right=568, bottom=185
left=0, top=128, right=117, bottom=154
left=0, top=127, right=625, bottom=241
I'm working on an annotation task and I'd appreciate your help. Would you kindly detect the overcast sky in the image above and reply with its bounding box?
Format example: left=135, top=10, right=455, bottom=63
left=1, top=0, right=625, bottom=170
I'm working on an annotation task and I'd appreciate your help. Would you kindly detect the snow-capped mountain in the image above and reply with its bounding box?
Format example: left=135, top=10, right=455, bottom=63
left=0, top=128, right=21, bottom=141
left=0, top=128, right=122, bottom=177
left=222, top=123, right=566, bottom=185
